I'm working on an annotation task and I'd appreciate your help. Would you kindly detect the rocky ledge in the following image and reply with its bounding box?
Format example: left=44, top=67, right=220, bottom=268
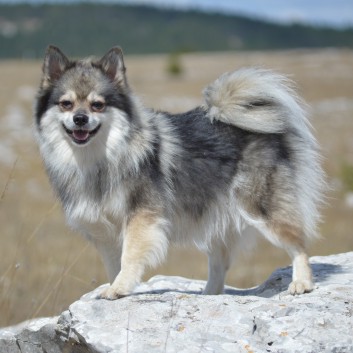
left=1, top=252, right=352, bottom=353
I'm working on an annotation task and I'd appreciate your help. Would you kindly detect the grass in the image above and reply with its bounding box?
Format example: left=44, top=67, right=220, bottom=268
left=166, top=52, right=184, bottom=77
left=1, top=49, right=353, bottom=327
left=341, top=162, right=353, bottom=192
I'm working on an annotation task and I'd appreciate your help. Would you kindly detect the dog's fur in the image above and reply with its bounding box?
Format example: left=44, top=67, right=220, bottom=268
left=35, top=46, right=325, bottom=299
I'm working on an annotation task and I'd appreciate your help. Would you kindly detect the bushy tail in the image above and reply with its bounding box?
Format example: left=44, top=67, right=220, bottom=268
left=204, top=67, right=326, bottom=239
left=203, top=68, right=310, bottom=135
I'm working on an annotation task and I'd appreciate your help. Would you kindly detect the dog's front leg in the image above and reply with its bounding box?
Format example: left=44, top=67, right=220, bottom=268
left=99, top=209, right=168, bottom=300
left=92, top=237, right=122, bottom=284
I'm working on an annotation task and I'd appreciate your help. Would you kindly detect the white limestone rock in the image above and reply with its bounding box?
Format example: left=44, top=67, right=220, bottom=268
left=1, top=252, right=353, bottom=353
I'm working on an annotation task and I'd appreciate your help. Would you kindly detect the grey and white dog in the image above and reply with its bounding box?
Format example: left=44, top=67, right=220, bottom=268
left=35, top=46, right=325, bottom=299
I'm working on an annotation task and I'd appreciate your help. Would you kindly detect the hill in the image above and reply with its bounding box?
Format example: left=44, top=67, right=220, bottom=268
left=0, top=3, right=353, bottom=58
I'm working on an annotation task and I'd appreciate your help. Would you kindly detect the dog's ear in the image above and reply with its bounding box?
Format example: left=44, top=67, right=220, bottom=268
left=41, top=45, right=70, bottom=89
left=98, top=47, right=127, bottom=87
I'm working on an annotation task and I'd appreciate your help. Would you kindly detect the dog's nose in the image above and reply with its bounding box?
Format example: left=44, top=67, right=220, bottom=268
left=73, top=113, right=89, bottom=126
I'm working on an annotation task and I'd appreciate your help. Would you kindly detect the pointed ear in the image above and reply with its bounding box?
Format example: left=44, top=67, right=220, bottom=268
left=41, top=45, right=70, bottom=89
left=98, top=47, right=127, bottom=87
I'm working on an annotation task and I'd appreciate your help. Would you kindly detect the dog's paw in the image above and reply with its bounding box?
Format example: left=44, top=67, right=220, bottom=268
left=288, top=279, right=314, bottom=295
left=98, top=286, right=128, bottom=300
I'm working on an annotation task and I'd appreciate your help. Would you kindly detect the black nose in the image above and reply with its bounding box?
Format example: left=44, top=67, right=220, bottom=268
left=73, top=113, right=88, bottom=126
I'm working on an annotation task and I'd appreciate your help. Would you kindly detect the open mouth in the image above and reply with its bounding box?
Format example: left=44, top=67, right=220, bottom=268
left=63, top=124, right=101, bottom=145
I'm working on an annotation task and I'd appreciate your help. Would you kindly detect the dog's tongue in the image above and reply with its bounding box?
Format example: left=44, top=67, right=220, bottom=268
left=73, top=130, right=89, bottom=141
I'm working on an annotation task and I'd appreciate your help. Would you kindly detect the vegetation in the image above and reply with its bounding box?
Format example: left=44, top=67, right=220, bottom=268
left=0, top=3, right=353, bottom=58
left=166, top=52, right=183, bottom=77
left=341, top=162, right=353, bottom=192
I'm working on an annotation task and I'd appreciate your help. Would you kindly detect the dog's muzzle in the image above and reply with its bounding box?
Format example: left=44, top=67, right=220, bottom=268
left=73, top=113, right=89, bottom=127
left=63, top=113, right=101, bottom=145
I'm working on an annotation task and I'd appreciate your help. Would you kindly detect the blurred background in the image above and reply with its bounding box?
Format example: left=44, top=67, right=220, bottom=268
left=0, top=0, right=353, bottom=327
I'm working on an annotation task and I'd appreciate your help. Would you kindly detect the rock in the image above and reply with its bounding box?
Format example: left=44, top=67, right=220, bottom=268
left=0, top=317, right=63, bottom=353
left=1, top=252, right=353, bottom=353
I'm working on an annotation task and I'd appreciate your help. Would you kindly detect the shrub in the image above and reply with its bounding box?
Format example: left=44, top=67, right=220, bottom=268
left=341, top=162, right=353, bottom=192
left=166, top=52, right=183, bottom=77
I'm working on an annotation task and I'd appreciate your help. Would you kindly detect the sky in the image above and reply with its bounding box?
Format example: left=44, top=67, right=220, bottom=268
left=1, top=0, right=353, bottom=28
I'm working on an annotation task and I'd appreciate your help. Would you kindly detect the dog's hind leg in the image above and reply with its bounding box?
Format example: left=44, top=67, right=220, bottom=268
left=203, top=239, right=233, bottom=295
left=99, top=209, right=168, bottom=300
left=287, top=248, right=313, bottom=295
left=263, top=222, right=314, bottom=295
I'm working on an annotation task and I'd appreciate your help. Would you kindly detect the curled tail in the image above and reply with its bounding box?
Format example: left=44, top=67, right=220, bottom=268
left=204, top=67, right=326, bottom=239
left=203, top=68, right=310, bottom=135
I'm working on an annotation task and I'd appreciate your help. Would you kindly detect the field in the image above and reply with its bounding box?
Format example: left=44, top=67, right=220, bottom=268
left=1, top=49, right=353, bottom=327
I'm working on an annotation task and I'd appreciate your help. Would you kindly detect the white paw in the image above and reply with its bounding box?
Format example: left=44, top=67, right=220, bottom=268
left=98, top=285, right=128, bottom=300
left=202, top=284, right=224, bottom=295
left=288, top=279, right=314, bottom=295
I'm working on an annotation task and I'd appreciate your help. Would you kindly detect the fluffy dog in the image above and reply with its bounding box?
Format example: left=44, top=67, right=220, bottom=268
left=35, top=46, right=325, bottom=299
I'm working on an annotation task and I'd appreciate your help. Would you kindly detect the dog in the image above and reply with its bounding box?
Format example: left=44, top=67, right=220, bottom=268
left=35, top=46, right=325, bottom=299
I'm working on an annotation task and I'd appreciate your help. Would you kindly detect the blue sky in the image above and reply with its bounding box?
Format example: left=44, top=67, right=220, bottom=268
left=2, top=0, right=353, bottom=27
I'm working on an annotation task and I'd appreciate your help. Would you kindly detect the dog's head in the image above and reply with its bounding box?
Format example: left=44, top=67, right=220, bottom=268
left=36, top=46, right=132, bottom=147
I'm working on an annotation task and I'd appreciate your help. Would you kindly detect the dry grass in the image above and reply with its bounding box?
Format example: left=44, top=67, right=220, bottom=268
left=1, top=49, right=353, bottom=327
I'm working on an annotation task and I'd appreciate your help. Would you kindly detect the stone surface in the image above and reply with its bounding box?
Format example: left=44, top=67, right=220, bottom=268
left=1, top=252, right=353, bottom=353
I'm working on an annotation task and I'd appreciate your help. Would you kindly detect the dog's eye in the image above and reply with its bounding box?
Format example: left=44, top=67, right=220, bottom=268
left=60, top=100, right=73, bottom=111
left=91, top=101, right=105, bottom=112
